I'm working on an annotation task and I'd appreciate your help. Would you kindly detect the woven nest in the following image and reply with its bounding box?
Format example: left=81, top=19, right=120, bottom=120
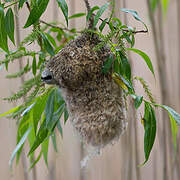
left=44, top=32, right=127, bottom=148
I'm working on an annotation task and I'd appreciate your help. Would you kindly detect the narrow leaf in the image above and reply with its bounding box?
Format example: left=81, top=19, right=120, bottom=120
left=0, top=7, right=8, bottom=52
left=112, top=73, right=133, bottom=91
left=5, top=8, right=15, bottom=44
left=45, top=32, right=57, bottom=48
left=32, top=56, right=36, bottom=76
left=33, top=90, right=51, bottom=134
left=41, top=138, right=49, bottom=167
left=9, top=127, right=31, bottom=169
left=127, top=48, right=155, bottom=77
left=121, top=8, right=142, bottom=21
left=69, top=13, right=86, bottom=19
left=155, top=104, right=179, bottom=150
left=18, top=0, right=27, bottom=9
left=49, top=103, right=65, bottom=131
left=150, top=0, right=159, bottom=11
left=0, top=105, right=21, bottom=117
left=29, top=151, right=42, bottom=170
left=102, top=54, right=113, bottom=74
left=51, top=133, right=58, bottom=152
left=134, top=96, right=143, bottom=109
left=28, top=120, right=48, bottom=156
left=57, top=120, right=63, bottom=137
left=161, top=0, right=169, bottom=16
left=64, top=106, right=69, bottom=124
left=99, top=18, right=108, bottom=32
left=24, top=0, right=50, bottom=28
left=41, top=33, right=55, bottom=56
left=142, top=102, right=156, bottom=165
left=169, top=114, right=178, bottom=150
left=86, top=6, right=99, bottom=22
left=119, top=52, right=131, bottom=80
left=56, top=0, right=68, bottom=26
left=121, top=8, right=148, bottom=31
left=93, top=3, right=109, bottom=28
left=45, top=89, right=55, bottom=126
left=156, top=105, right=180, bottom=126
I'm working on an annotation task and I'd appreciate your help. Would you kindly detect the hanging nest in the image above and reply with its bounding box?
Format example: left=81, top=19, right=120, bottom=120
left=42, top=32, right=127, bottom=148
left=41, top=0, right=127, bottom=149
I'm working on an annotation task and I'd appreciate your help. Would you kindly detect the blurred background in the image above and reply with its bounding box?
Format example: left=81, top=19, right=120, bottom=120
left=0, top=0, right=180, bottom=179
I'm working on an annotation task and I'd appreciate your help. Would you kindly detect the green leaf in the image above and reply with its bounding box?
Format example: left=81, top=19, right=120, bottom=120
left=150, top=0, right=159, bottom=11
left=102, top=54, right=113, bottom=74
left=99, top=18, right=108, bottom=32
left=44, top=32, right=57, bottom=48
left=28, top=120, right=48, bottom=156
left=32, top=56, right=36, bottom=76
left=57, top=120, right=63, bottom=137
left=41, top=33, right=55, bottom=56
left=9, top=127, right=31, bottom=169
left=24, top=0, right=50, bottom=28
left=121, top=8, right=142, bottom=21
left=51, top=133, right=58, bottom=152
left=161, top=0, right=169, bottom=16
left=131, top=34, right=135, bottom=48
left=155, top=104, right=179, bottom=150
left=64, top=106, right=69, bottom=124
left=41, top=138, right=49, bottom=167
left=122, top=31, right=132, bottom=45
left=56, top=0, right=68, bottom=27
left=16, top=113, right=31, bottom=164
left=155, top=105, right=180, bottom=126
left=142, top=102, right=156, bottom=165
left=127, top=48, right=155, bottom=77
left=33, top=90, right=51, bottom=134
left=45, top=89, right=55, bottom=126
left=18, top=0, right=27, bottom=9
left=134, top=96, right=143, bottom=109
left=93, top=3, right=109, bottom=28
left=5, top=8, right=15, bottom=44
left=0, top=105, right=21, bottom=117
left=111, top=17, right=122, bottom=27
left=69, top=13, right=86, bottom=19
left=169, top=114, right=178, bottom=150
left=119, top=52, right=131, bottom=80
left=49, top=103, right=65, bottom=131
left=0, top=7, right=8, bottom=52
left=121, top=8, right=148, bottom=31
left=86, top=6, right=99, bottom=22
left=29, top=151, right=42, bottom=170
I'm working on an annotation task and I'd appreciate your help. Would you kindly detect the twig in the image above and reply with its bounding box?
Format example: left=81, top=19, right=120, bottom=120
left=39, top=20, right=81, bottom=33
left=98, top=16, right=148, bottom=34
left=4, top=0, right=19, bottom=9
left=83, top=0, right=94, bottom=29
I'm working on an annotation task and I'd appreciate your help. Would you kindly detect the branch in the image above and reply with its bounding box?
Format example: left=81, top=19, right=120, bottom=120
left=98, top=16, right=148, bottom=34
left=39, top=20, right=81, bottom=33
left=83, top=0, right=94, bottom=29
left=4, top=0, right=19, bottom=9
left=122, top=29, right=148, bottom=34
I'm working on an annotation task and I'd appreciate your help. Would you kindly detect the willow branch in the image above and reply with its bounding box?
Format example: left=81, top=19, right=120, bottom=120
left=39, top=20, right=81, bottom=33
left=98, top=16, right=148, bottom=34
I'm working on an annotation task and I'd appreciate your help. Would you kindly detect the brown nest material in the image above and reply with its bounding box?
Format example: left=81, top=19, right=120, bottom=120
left=42, top=32, right=127, bottom=148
